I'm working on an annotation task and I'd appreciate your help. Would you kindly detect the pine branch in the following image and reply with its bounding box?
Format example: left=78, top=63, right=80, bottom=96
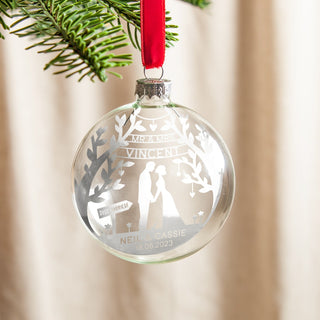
left=0, top=0, right=17, bottom=39
left=11, top=0, right=132, bottom=81
left=1, top=0, right=210, bottom=82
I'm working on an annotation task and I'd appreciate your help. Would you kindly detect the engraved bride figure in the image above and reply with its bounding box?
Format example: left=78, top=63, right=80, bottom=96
left=153, top=165, right=184, bottom=228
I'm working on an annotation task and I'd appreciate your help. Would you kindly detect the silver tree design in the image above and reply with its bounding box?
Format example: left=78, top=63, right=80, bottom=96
left=170, top=115, right=216, bottom=197
left=74, top=108, right=145, bottom=222
left=173, top=150, right=214, bottom=194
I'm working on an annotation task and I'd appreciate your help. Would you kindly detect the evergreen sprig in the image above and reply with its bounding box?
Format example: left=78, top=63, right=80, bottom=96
left=0, top=0, right=16, bottom=39
left=0, top=0, right=209, bottom=81
left=11, top=0, right=133, bottom=81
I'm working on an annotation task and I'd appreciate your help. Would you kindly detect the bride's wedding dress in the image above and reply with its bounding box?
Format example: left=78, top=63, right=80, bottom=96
left=156, top=177, right=180, bottom=219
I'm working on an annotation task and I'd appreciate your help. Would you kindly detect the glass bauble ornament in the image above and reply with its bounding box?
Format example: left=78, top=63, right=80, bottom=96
left=72, top=79, right=235, bottom=263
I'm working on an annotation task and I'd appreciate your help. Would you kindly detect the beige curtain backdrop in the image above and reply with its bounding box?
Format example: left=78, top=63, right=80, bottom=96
left=1, top=0, right=320, bottom=319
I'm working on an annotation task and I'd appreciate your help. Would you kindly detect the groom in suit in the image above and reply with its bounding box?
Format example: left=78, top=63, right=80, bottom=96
left=138, top=161, right=155, bottom=231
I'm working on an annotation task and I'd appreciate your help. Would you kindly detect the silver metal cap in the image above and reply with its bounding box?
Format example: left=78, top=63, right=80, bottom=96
left=135, top=79, right=171, bottom=99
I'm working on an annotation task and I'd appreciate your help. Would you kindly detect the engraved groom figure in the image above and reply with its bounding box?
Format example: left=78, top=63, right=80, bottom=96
left=138, top=161, right=155, bottom=231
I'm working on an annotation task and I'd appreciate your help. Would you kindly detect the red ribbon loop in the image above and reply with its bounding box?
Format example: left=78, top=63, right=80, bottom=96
left=140, top=0, right=166, bottom=69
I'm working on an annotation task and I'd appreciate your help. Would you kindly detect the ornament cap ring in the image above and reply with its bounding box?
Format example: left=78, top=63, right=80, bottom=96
left=143, top=67, right=164, bottom=80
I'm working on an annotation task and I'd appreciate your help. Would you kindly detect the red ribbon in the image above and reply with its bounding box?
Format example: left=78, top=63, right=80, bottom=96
left=140, top=0, right=166, bottom=69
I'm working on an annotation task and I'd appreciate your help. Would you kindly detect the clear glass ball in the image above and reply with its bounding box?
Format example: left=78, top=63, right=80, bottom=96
left=72, top=81, right=235, bottom=263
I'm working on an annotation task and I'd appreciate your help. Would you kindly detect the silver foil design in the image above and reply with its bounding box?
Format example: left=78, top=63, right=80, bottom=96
left=135, top=79, right=172, bottom=99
